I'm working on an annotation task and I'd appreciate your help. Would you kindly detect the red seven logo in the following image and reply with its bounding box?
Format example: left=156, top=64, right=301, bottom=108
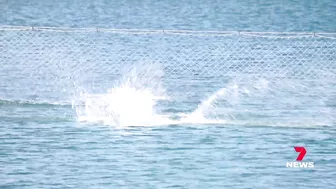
left=294, top=147, right=307, bottom=161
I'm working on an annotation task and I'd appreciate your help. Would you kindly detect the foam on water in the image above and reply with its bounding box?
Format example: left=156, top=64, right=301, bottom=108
left=73, top=63, right=228, bottom=126
left=75, top=86, right=175, bottom=126
left=73, top=63, right=334, bottom=127
left=73, top=62, right=171, bottom=126
left=180, top=87, right=228, bottom=124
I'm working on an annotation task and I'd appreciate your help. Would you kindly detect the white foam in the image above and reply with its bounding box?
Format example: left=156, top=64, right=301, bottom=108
left=76, top=85, right=176, bottom=126
left=72, top=63, right=334, bottom=127
left=73, top=62, right=229, bottom=126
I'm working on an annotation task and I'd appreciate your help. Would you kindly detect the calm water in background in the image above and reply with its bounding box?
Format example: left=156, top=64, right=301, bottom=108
left=1, top=0, right=336, bottom=188
left=1, top=0, right=336, bottom=32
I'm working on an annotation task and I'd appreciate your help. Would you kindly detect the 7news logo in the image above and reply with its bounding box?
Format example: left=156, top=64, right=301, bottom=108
left=286, top=147, right=314, bottom=168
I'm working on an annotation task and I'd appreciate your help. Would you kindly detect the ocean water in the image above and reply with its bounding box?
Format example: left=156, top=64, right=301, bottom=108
left=1, top=0, right=336, bottom=188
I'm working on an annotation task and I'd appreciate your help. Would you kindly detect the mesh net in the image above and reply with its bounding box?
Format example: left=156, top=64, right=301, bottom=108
left=0, top=26, right=335, bottom=125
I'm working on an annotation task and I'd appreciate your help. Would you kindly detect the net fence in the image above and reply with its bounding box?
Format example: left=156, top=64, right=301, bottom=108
left=0, top=26, right=335, bottom=125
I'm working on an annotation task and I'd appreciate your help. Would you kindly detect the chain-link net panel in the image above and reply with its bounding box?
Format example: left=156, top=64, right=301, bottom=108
left=0, top=27, right=335, bottom=125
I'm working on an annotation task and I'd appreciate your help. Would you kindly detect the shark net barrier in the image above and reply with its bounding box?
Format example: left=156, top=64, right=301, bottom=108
left=0, top=26, right=335, bottom=126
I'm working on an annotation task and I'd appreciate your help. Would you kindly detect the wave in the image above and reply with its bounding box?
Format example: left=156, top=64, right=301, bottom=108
left=0, top=115, right=74, bottom=123
left=0, top=99, right=74, bottom=123
left=0, top=99, right=71, bottom=107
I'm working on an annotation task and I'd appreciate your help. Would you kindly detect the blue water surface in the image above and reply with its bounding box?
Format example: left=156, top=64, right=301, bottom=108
left=0, top=0, right=336, bottom=188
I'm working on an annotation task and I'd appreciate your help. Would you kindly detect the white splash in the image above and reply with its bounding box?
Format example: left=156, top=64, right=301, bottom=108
left=180, top=87, right=228, bottom=124
left=76, top=86, right=174, bottom=126
left=74, top=62, right=177, bottom=126
left=72, top=63, right=272, bottom=127
left=73, top=62, right=232, bottom=126
left=72, top=63, right=333, bottom=127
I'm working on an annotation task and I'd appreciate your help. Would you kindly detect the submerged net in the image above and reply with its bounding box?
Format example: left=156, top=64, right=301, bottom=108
left=0, top=26, right=335, bottom=126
